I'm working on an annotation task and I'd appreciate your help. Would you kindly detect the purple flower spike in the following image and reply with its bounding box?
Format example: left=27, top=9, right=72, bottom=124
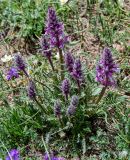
left=71, top=59, right=84, bottom=89
left=96, top=48, right=119, bottom=87
left=39, top=35, right=54, bottom=70
left=14, top=54, right=26, bottom=71
left=27, top=80, right=36, bottom=100
left=61, top=79, right=70, bottom=100
left=54, top=100, right=61, bottom=117
left=14, top=54, right=28, bottom=76
left=6, top=67, right=19, bottom=80
left=67, top=95, right=79, bottom=116
left=6, top=149, right=19, bottom=160
left=40, top=35, right=52, bottom=58
left=70, top=95, right=79, bottom=106
left=67, top=104, right=76, bottom=116
left=64, top=52, right=74, bottom=73
left=71, top=59, right=83, bottom=81
left=45, top=7, right=68, bottom=49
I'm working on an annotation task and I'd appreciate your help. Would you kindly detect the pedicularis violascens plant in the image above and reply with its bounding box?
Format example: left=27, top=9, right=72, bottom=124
left=96, top=48, right=119, bottom=103
left=6, top=7, right=119, bottom=119
left=5, top=7, right=120, bottom=150
left=45, top=7, right=69, bottom=80
left=0, top=8, right=122, bottom=159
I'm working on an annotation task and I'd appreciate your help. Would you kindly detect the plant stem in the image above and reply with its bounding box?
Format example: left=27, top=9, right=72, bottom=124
left=58, top=115, right=64, bottom=128
left=96, top=86, right=107, bottom=104
left=65, top=94, right=68, bottom=101
left=23, top=69, right=29, bottom=77
left=58, top=48, right=64, bottom=80
left=48, top=57, right=55, bottom=71
left=34, top=97, right=47, bottom=114
left=33, top=78, right=52, bottom=92
left=42, top=136, right=51, bottom=160
left=77, top=80, right=81, bottom=93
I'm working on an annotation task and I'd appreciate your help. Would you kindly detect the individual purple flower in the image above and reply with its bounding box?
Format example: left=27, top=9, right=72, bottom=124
left=96, top=48, right=119, bottom=87
left=61, top=79, right=70, bottom=100
left=39, top=35, right=54, bottom=70
left=27, top=80, right=36, bottom=100
left=6, top=67, right=19, bottom=80
left=67, top=95, right=79, bottom=116
left=45, top=7, right=68, bottom=49
left=54, top=100, right=61, bottom=117
left=6, top=149, right=19, bottom=160
left=64, top=52, right=74, bottom=73
left=14, top=54, right=28, bottom=76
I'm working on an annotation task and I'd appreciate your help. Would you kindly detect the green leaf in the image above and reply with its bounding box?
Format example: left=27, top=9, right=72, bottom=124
left=92, top=87, right=102, bottom=96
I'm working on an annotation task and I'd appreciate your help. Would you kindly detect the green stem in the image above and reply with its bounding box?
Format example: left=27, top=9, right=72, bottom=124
left=96, top=86, right=107, bottom=104
left=58, top=48, right=64, bottom=80
left=33, top=78, right=52, bottom=92
left=34, top=97, right=47, bottom=114
left=42, top=136, right=51, bottom=160
left=77, top=80, right=81, bottom=93
left=58, top=115, right=64, bottom=128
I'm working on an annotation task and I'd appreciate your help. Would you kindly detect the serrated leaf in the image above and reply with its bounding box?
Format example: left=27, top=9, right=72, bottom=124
left=92, top=87, right=102, bottom=96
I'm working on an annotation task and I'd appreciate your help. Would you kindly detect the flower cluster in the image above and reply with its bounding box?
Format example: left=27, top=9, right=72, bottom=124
left=39, top=35, right=52, bottom=58
left=61, top=79, right=70, bottom=99
left=45, top=7, right=68, bottom=49
left=96, top=48, right=118, bottom=87
left=1, top=55, right=13, bottom=63
left=64, top=52, right=74, bottom=73
left=27, top=80, right=36, bottom=100
left=64, top=51, right=84, bottom=89
left=6, top=67, right=19, bottom=81
left=39, top=35, right=54, bottom=70
left=6, top=53, right=28, bottom=81
left=6, top=149, right=19, bottom=160
left=67, top=95, right=79, bottom=116
left=14, top=54, right=28, bottom=76
left=71, top=59, right=84, bottom=90
left=54, top=100, right=61, bottom=117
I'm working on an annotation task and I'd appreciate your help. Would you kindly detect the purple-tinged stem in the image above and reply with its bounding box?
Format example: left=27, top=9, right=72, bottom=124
left=96, top=86, right=107, bottom=104
left=23, top=69, right=29, bottom=77
left=48, top=57, right=55, bottom=71
left=77, top=80, right=81, bottom=93
left=58, top=48, right=64, bottom=80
